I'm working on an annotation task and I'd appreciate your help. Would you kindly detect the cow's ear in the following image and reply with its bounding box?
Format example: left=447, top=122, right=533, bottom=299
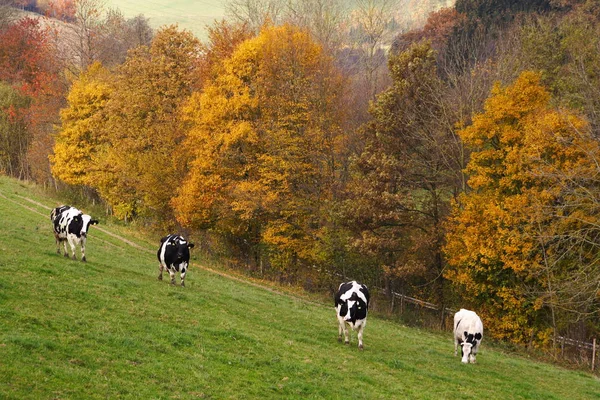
left=475, top=333, right=482, bottom=340
left=160, top=236, right=169, bottom=243
left=188, top=242, right=195, bottom=249
left=91, top=219, right=99, bottom=225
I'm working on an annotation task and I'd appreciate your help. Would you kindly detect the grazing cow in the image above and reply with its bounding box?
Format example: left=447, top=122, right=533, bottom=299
left=157, top=234, right=195, bottom=287
left=51, top=205, right=99, bottom=262
left=335, top=281, right=370, bottom=350
left=454, top=308, right=484, bottom=364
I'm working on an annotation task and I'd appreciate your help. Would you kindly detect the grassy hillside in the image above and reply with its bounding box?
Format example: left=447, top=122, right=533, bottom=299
left=0, top=175, right=598, bottom=399
left=104, top=0, right=225, bottom=41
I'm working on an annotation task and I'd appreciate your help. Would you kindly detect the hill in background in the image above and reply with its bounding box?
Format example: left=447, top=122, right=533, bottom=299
left=103, top=0, right=456, bottom=42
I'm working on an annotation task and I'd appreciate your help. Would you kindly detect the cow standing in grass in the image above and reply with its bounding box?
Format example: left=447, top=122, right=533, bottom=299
left=335, top=281, right=370, bottom=350
left=454, top=308, right=484, bottom=364
left=157, top=234, right=194, bottom=287
left=51, top=205, right=98, bottom=262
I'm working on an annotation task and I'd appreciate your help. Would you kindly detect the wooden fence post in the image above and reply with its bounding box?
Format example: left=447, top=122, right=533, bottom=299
left=440, top=307, right=445, bottom=330
left=593, top=338, right=596, bottom=372
left=400, top=294, right=404, bottom=315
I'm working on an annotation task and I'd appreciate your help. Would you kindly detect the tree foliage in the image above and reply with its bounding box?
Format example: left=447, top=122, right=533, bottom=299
left=344, top=41, right=465, bottom=300
left=0, top=16, right=63, bottom=182
left=173, top=24, right=345, bottom=279
left=95, top=26, right=199, bottom=222
left=50, top=62, right=111, bottom=186
left=0, top=81, right=29, bottom=176
left=444, top=71, right=600, bottom=344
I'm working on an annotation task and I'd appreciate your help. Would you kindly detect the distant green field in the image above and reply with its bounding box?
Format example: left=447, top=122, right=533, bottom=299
left=0, top=175, right=598, bottom=399
left=104, top=0, right=226, bottom=41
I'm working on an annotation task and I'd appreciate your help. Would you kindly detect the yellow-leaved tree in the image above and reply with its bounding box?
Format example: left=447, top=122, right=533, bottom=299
left=445, top=71, right=600, bottom=346
left=173, top=24, right=345, bottom=279
left=51, top=62, right=111, bottom=186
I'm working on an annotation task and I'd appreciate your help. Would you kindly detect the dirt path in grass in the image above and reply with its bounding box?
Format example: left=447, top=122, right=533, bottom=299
left=2, top=190, right=326, bottom=306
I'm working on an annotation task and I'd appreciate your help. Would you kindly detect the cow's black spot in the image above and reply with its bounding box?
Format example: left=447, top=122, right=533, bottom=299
left=338, top=302, right=348, bottom=317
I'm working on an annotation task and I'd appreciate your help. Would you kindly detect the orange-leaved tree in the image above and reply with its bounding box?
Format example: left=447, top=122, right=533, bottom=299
left=444, top=71, right=600, bottom=345
left=0, top=17, right=63, bottom=182
left=173, top=24, right=346, bottom=279
left=90, top=26, right=200, bottom=223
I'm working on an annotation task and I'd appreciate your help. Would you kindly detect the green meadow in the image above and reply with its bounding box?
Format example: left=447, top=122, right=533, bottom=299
left=104, top=0, right=225, bottom=41
left=0, top=175, right=598, bottom=399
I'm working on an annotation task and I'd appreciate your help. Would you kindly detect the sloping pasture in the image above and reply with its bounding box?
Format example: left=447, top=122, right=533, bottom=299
left=0, top=176, right=598, bottom=399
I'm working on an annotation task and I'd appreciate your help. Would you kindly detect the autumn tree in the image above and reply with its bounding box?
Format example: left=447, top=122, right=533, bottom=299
left=94, top=9, right=153, bottom=66
left=344, top=41, right=464, bottom=301
left=0, top=17, right=63, bottom=182
left=444, top=71, right=600, bottom=345
left=285, top=0, right=349, bottom=53
left=50, top=62, right=111, bottom=187
left=493, top=4, right=600, bottom=136
left=0, top=0, right=19, bottom=30
left=94, top=26, right=199, bottom=222
left=0, top=82, right=29, bottom=176
left=225, top=0, right=285, bottom=31
left=349, top=0, right=398, bottom=102
left=54, top=0, right=153, bottom=72
left=195, top=20, right=254, bottom=88
left=392, top=7, right=464, bottom=60
left=173, top=24, right=346, bottom=281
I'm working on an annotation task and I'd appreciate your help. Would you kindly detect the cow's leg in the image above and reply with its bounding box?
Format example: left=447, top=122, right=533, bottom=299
left=168, top=269, right=176, bottom=285
left=68, top=238, right=77, bottom=260
left=55, top=235, right=61, bottom=254
left=342, top=322, right=349, bottom=345
left=80, top=238, right=87, bottom=262
left=454, top=338, right=458, bottom=356
left=180, top=268, right=186, bottom=287
left=357, top=322, right=366, bottom=350
left=62, top=240, right=69, bottom=257
left=338, top=320, right=343, bottom=343
left=158, top=263, right=164, bottom=281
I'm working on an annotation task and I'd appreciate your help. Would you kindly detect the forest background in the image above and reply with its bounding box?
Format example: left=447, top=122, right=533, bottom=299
left=1, top=0, right=599, bottom=364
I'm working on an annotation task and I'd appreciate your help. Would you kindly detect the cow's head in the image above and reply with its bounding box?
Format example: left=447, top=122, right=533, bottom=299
left=81, top=215, right=99, bottom=237
left=461, top=331, right=482, bottom=363
left=173, top=237, right=194, bottom=263
left=339, top=293, right=367, bottom=324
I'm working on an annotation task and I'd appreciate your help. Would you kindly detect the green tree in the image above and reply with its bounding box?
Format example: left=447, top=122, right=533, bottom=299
left=344, top=41, right=464, bottom=300
left=0, top=82, right=29, bottom=177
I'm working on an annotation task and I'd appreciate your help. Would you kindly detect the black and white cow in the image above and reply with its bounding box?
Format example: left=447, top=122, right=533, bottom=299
left=157, top=234, right=195, bottom=287
left=454, top=308, right=484, bottom=364
left=335, top=281, right=370, bottom=350
left=51, top=205, right=99, bottom=262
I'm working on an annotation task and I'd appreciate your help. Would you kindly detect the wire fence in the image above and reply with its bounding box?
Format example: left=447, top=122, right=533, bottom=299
left=375, top=288, right=597, bottom=372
